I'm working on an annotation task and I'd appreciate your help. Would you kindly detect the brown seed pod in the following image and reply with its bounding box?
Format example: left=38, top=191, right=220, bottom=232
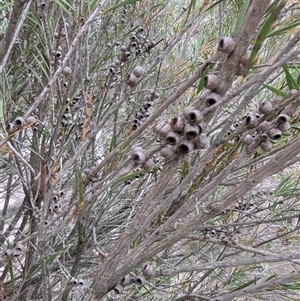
left=53, top=203, right=61, bottom=214
left=261, top=133, right=269, bottom=141
left=126, top=73, right=138, bottom=87
left=15, top=242, right=25, bottom=253
left=69, top=277, right=78, bottom=286
left=276, top=114, right=290, bottom=124
left=131, top=147, right=146, bottom=164
left=243, top=134, right=254, bottom=145
left=166, top=131, right=181, bottom=145
left=245, top=114, right=259, bottom=128
left=240, top=50, right=251, bottom=67
left=218, top=37, right=235, bottom=54
left=14, top=117, right=26, bottom=128
left=12, top=249, right=22, bottom=257
left=268, top=128, right=282, bottom=140
left=184, top=123, right=200, bottom=138
left=160, top=145, right=174, bottom=158
left=5, top=249, right=13, bottom=257
left=170, top=116, right=185, bottom=133
left=142, top=158, right=155, bottom=172
left=229, top=125, right=236, bottom=133
left=113, top=283, right=124, bottom=294
left=198, top=120, right=208, bottom=133
left=278, top=122, right=290, bottom=132
left=135, top=275, right=146, bottom=286
left=143, top=263, right=154, bottom=277
left=121, top=275, right=131, bottom=286
left=132, top=66, right=145, bottom=78
left=260, top=140, right=272, bottom=152
left=26, top=116, right=38, bottom=125
left=205, top=92, right=221, bottom=107
left=204, top=74, right=219, bottom=91
left=178, top=140, right=194, bottom=154
left=259, top=101, right=273, bottom=115
left=194, top=135, right=209, bottom=149
left=153, top=123, right=171, bottom=138
left=6, top=123, right=17, bottom=134
left=257, top=120, right=271, bottom=132
left=62, top=66, right=72, bottom=76
left=183, top=107, right=203, bottom=124
left=289, top=89, right=298, bottom=96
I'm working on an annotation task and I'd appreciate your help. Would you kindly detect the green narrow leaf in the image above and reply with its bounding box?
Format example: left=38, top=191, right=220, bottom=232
left=109, top=134, right=117, bottom=152
left=180, top=160, right=190, bottom=183
left=205, top=0, right=223, bottom=12
left=267, top=20, right=300, bottom=38
left=296, top=211, right=300, bottom=227
left=230, top=277, right=260, bottom=292
left=196, top=66, right=210, bottom=94
left=118, top=170, right=145, bottom=183
left=263, top=84, right=289, bottom=98
left=7, top=250, right=15, bottom=295
left=184, top=0, right=197, bottom=24
left=273, top=175, right=294, bottom=197
left=283, top=64, right=299, bottom=90
left=233, top=0, right=251, bottom=36
left=53, top=0, right=75, bottom=18
left=0, top=97, right=4, bottom=126
left=77, top=169, right=85, bottom=203
left=32, top=53, right=49, bottom=80
left=281, top=284, right=300, bottom=290
left=266, top=274, right=277, bottom=281
left=249, top=0, right=285, bottom=68
left=87, top=0, right=100, bottom=13
left=104, top=0, right=140, bottom=13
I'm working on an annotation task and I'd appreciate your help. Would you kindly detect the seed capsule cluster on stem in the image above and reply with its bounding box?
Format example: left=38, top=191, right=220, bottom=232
left=113, top=263, right=155, bottom=294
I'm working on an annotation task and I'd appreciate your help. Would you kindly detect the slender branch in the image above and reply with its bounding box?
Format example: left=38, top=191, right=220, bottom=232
left=211, top=270, right=300, bottom=301
left=155, top=252, right=300, bottom=278
left=0, top=0, right=31, bottom=71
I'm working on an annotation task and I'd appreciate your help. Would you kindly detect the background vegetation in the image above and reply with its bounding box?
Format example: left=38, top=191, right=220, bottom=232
left=1, top=0, right=300, bottom=300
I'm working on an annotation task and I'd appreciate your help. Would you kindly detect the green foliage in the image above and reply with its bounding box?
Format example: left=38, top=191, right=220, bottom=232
left=1, top=1, right=300, bottom=301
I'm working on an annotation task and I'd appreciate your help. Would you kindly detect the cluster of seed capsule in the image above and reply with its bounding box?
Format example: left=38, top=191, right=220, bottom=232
left=221, top=201, right=255, bottom=215
left=217, top=36, right=250, bottom=76
left=202, top=227, right=238, bottom=244
left=207, top=36, right=292, bottom=153
left=50, top=42, right=72, bottom=78
left=68, top=277, right=85, bottom=287
left=126, top=65, right=145, bottom=87
left=242, top=103, right=290, bottom=152
left=4, top=242, right=25, bottom=258
left=61, top=91, right=82, bottom=128
left=50, top=45, right=63, bottom=67
left=105, top=25, right=156, bottom=88
left=120, top=27, right=155, bottom=60
left=6, top=115, right=37, bottom=134
left=120, top=4, right=130, bottom=23
left=150, top=37, right=249, bottom=158
left=130, top=146, right=157, bottom=173
left=32, top=190, right=64, bottom=229
left=154, top=106, right=211, bottom=158
left=108, top=27, right=155, bottom=60
left=130, top=89, right=160, bottom=131
left=48, top=190, right=64, bottom=216
left=113, top=263, right=155, bottom=294
left=125, top=156, right=162, bottom=185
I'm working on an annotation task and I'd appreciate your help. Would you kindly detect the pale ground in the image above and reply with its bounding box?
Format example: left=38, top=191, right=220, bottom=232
left=0, top=175, right=24, bottom=217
